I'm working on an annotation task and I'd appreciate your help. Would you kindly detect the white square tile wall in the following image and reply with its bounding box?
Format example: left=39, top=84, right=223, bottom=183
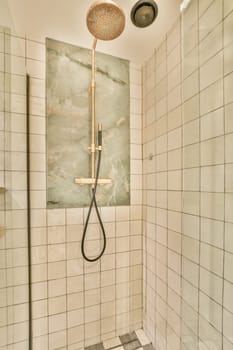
left=2, top=1, right=233, bottom=349
left=143, top=1, right=233, bottom=349
left=27, top=38, right=142, bottom=350
left=1, top=29, right=143, bottom=350
left=0, top=27, right=30, bottom=350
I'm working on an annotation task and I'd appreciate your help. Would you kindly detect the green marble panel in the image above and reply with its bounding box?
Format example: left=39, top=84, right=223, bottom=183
left=46, top=38, right=130, bottom=208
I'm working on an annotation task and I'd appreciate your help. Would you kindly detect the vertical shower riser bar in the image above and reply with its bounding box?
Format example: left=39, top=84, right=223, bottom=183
left=90, top=38, right=97, bottom=186
left=26, top=74, right=32, bottom=350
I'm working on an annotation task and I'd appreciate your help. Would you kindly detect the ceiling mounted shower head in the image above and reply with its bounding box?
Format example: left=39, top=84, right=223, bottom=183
left=131, top=0, right=158, bottom=28
left=86, top=0, right=125, bottom=41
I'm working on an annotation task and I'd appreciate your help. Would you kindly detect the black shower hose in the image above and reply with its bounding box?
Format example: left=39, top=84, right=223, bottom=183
left=81, top=148, right=107, bottom=262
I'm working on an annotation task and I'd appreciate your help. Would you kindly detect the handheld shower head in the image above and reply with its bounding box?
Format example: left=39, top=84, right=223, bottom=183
left=86, top=0, right=125, bottom=41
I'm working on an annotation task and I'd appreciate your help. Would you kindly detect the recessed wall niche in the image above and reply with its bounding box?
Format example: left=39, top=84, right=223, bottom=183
left=46, top=38, right=130, bottom=208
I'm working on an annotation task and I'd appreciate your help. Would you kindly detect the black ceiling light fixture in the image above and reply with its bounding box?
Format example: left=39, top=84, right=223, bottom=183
left=131, top=0, right=158, bottom=28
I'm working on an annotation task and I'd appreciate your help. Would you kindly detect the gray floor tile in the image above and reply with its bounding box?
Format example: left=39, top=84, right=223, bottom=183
left=120, top=332, right=138, bottom=344
left=123, top=340, right=141, bottom=350
left=85, top=330, right=154, bottom=350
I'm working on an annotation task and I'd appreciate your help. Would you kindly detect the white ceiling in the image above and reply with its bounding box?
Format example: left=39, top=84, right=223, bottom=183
left=6, top=0, right=181, bottom=65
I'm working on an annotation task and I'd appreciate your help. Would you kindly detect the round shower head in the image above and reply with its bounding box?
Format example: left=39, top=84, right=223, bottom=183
left=86, top=0, right=125, bottom=41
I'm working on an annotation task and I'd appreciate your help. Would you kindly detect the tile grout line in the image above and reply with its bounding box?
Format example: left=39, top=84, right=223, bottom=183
left=221, top=0, right=225, bottom=348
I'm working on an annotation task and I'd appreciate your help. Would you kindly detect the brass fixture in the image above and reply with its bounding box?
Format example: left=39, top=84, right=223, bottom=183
left=75, top=0, right=125, bottom=187
left=86, top=0, right=125, bottom=41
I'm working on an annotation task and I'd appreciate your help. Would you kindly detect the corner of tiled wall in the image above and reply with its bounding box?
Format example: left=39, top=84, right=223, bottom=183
left=142, top=14, right=182, bottom=349
left=142, top=0, right=233, bottom=349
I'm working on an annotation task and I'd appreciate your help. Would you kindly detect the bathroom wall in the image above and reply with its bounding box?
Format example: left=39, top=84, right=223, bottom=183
left=142, top=0, right=233, bottom=349
left=142, top=17, right=182, bottom=350
left=0, top=27, right=29, bottom=349
left=3, top=1, right=233, bottom=350
left=13, top=35, right=142, bottom=349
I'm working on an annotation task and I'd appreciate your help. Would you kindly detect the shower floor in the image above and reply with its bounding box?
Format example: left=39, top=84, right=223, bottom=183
left=85, top=329, right=154, bottom=350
